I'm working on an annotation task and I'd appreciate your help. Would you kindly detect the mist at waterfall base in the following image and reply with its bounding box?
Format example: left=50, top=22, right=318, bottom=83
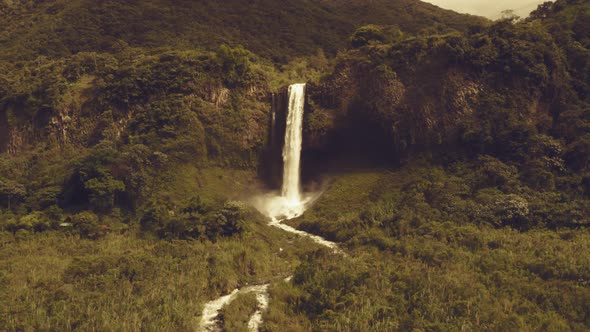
left=253, top=83, right=321, bottom=222
left=253, top=190, right=323, bottom=221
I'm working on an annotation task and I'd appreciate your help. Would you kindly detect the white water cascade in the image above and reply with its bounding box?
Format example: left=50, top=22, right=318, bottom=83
left=199, top=83, right=342, bottom=332
left=244, top=85, right=344, bottom=329
left=278, top=83, right=306, bottom=217
left=199, top=284, right=270, bottom=332
left=254, top=83, right=339, bottom=252
left=256, top=83, right=311, bottom=220
left=282, top=83, right=305, bottom=203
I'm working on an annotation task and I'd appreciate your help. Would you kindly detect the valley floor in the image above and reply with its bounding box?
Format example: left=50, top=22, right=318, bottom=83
left=0, top=216, right=324, bottom=331
left=1, top=168, right=589, bottom=331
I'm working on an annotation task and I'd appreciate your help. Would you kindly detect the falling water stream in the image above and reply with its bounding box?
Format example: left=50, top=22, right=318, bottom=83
left=199, top=83, right=341, bottom=331
left=281, top=84, right=305, bottom=204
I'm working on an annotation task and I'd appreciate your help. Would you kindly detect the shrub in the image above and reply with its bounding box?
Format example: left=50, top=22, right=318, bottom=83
left=71, top=211, right=103, bottom=239
left=28, top=186, right=62, bottom=210
left=216, top=44, right=254, bottom=88
left=204, top=201, right=247, bottom=242
left=350, top=25, right=386, bottom=48
left=19, top=211, right=55, bottom=232
left=493, top=194, right=531, bottom=229
left=139, top=198, right=246, bottom=241
left=63, top=146, right=125, bottom=213
left=522, top=160, right=556, bottom=190
left=473, top=155, right=517, bottom=189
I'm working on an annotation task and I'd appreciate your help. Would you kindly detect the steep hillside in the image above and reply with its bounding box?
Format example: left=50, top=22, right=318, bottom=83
left=0, top=0, right=490, bottom=218
left=1, top=0, right=588, bottom=240
left=0, top=0, right=486, bottom=61
left=264, top=3, right=590, bottom=329
left=302, top=0, right=589, bottom=165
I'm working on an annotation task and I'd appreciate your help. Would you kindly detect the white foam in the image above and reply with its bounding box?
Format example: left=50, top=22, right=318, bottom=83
left=199, top=289, right=240, bottom=331
left=247, top=284, right=270, bottom=331
left=199, top=284, right=270, bottom=332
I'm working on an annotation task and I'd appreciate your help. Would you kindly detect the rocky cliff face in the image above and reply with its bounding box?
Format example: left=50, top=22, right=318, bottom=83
left=262, top=60, right=510, bottom=182
left=261, top=89, right=288, bottom=189
left=0, top=106, right=44, bottom=155
left=301, top=56, right=553, bottom=167
left=302, top=63, right=477, bottom=162
left=0, top=68, right=271, bottom=172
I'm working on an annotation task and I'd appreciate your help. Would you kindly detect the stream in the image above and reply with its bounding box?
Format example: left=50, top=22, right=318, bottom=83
left=198, top=83, right=343, bottom=331
left=198, top=219, right=342, bottom=332
left=198, top=284, right=270, bottom=332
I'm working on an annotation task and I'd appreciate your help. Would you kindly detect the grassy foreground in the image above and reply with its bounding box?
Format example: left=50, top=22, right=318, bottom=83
left=0, top=214, right=323, bottom=331
left=2, top=165, right=589, bottom=331
left=266, top=166, right=590, bottom=331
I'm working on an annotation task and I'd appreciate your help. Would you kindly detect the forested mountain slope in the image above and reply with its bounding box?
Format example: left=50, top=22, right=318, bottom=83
left=0, top=0, right=486, bottom=61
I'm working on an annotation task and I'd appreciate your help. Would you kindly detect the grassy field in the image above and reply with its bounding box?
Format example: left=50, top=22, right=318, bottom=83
left=268, top=166, right=590, bottom=331
left=0, top=209, right=327, bottom=331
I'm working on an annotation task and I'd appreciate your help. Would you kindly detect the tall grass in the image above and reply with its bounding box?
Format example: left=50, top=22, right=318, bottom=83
left=0, top=214, right=323, bottom=331
left=265, top=166, right=590, bottom=331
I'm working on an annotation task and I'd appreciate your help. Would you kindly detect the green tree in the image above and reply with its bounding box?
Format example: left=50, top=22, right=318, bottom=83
left=500, top=10, right=520, bottom=23
left=493, top=194, right=531, bottom=229
left=64, top=145, right=125, bottom=213
left=0, top=179, right=25, bottom=210
left=529, top=2, right=555, bottom=20
left=216, top=44, right=253, bottom=88
left=350, top=25, right=386, bottom=48
left=205, top=201, right=247, bottom=242
left=70, top=211, right=104, bottom=239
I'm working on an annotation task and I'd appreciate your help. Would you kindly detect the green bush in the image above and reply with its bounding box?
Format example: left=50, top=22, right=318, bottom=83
left=139, top=198, right=246, bottom=241
left=565, top=134, right=590, bottom=171
left=522, top=160, right=556, bottom=190
left=493, top=194, right=531, bottom=229
left=71, top=211, right=103, bottom=239
left=473, top=155, right=518, bottom=189
left=28, top=186, right=62, bottom=210
left=62, top=146, right=125, bottom=213
left=20, top=212, right=56, bottom=233
left=216, top=44, right=254, bottom=88
left=204, top=201, right=247, bottom=242
left=350, top=25, right=386, bottom=48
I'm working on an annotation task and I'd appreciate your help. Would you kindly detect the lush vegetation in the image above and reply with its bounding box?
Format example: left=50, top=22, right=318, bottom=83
left=266, top=1, right=590, bottom=329
left=0, top=215, right=323, bottom=331
left=0, top=0, right=485, bottom=62
left=1, top=0, right=589, bottom=330
left=265, top=165, right=590, bottom=330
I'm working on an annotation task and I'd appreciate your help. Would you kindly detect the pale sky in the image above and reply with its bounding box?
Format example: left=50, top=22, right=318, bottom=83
left=421, top=0, right=553, bottom=19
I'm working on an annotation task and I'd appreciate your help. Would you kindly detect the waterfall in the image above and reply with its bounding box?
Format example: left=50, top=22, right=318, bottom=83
left=254, top=83, right=313, bottom=221
left=204, top=83, right=341, bottom=332
left=281, top=83, right=306, bottom=203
